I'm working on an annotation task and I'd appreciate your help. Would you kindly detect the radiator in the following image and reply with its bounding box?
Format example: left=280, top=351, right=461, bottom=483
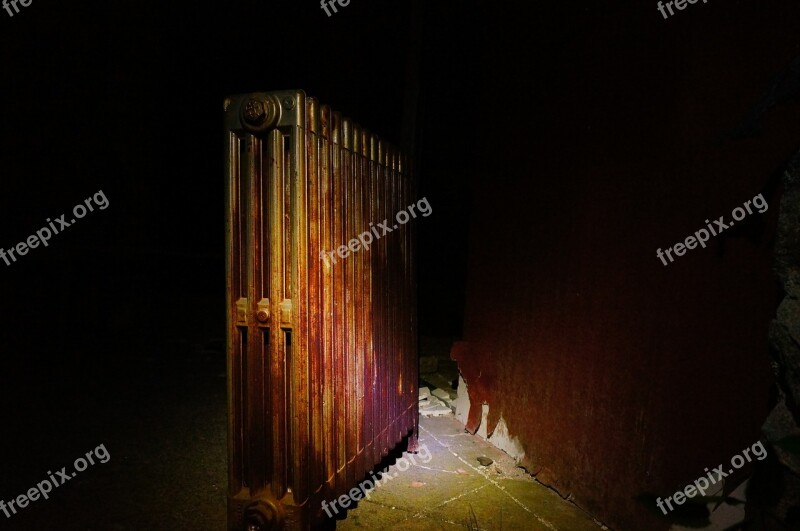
left=224, top=90, right=419, bottom=530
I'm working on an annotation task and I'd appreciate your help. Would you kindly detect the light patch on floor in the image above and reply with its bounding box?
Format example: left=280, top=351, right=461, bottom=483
left=335, top=415, right=604, bottom=530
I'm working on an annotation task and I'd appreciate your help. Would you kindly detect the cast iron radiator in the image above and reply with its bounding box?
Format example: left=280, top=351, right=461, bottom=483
left=224, top=90, right=419, bottom=530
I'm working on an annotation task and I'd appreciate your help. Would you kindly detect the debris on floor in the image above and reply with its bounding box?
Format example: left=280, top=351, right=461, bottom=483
left=419, top=387, right=453, bottom=417
left=476, top=456, right=493, bottom=467
left=419, top=386, right=431, bottom=402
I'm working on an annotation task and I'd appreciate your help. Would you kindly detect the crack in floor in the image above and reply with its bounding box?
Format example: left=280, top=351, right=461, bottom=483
left=418, top=423, right=559, bottom=530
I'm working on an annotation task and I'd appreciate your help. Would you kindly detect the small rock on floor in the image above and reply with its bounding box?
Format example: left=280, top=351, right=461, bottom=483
left=418, top=387, right=431, bottom=401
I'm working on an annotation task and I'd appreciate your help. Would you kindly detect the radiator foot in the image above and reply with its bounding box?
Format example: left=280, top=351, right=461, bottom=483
left=407, top=432, right=420, bottom=453
left=245, top=496, right=284, bottom=531
left=229, top=489, right=286, bottom=531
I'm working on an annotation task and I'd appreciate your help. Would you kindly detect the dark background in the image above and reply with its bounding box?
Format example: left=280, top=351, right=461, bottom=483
left=0, top=0, right=474, bottom=378
left=1, top=1, right=799, bottom=530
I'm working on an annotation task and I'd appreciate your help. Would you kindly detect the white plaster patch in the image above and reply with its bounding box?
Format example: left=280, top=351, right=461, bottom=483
left=454, top=374, right=471, bottom=425
left=454, top=372, right=525, bottom=463
left=489, top=415, right=526, bottom=462
left=476, top=403, right=490, bottom=439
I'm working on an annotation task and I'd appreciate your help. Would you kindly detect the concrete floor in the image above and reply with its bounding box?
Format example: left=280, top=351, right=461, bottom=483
left=335, top=415, right=605, bottom=531
left=1, top=342, right=607, bottom=530
left=0, top=356, right=229, bottom=530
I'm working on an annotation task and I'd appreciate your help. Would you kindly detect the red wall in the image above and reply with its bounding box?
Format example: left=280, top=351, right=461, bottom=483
left=458, top=2, right=800, bottom=529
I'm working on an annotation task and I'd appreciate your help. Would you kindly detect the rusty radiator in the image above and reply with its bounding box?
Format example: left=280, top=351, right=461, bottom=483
left=224, top=90, right=419, bottom=530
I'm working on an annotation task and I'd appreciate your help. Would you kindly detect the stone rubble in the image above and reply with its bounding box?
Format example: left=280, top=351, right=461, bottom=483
left=419, top=387, right=453, bottom=417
